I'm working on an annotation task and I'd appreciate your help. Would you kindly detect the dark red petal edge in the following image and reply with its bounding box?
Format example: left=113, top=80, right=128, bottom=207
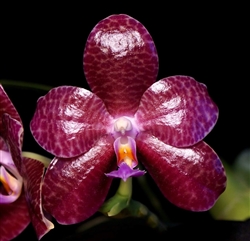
left=84, top=14, right=158, bottom=117
left=23, top=157, right=54, bottom=240
left=42, top=135, right=116, bottom=224
left=136, top=132, right=227, bottom=211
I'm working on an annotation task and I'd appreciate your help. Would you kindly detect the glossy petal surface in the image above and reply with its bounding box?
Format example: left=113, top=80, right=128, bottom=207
left=84, top=14, right=158, bottom=117
left=0, top=191, right=30, bottom=241
left=23, top=157, right=54, bottom=240
left=42, top=135, right=116, bottom=224
left=136, top=133, right=226, bottom=211
left=0, top=85, right=22, bottom=133
left=30, top=86, right=113, bottom=158
left=135, top=76, right=219, bottom=147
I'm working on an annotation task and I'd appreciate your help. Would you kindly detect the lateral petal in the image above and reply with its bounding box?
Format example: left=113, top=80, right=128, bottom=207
left=135, top=76, right=219, bottom=147
left=30, top=86, right=113, bottom=158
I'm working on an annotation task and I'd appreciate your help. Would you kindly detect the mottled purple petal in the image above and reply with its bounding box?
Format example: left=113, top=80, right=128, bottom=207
left=136, top=132, right=226, bottom=211
left=106, top=162, right=146, bottom=181
left=0, top=85, right=22, bottom=133
left=23, top=157, right=54, bottom=240
left=0, top=137, right=8, bottom=152
left=1, top=114, right=23, bottom=174
left=30, top=86, right=113, bottom=158
left=0, top=140, right=8, bottom=154
left=42, top=135, right=116, bottom=224
left=83, top=14, right=158, bottom=117
left=135, top=76, right=219, bottom=147
left=0, top=190, right=30, bottom=241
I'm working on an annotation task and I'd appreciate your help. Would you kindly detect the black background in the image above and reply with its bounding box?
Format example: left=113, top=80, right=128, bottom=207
left=0, top=3, right=249, bottom=240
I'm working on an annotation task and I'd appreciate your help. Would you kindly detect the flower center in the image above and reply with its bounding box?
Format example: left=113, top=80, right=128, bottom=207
left=105, top=116, right=145, bottom=181
left=112, top=116, right=139, bottom=167
left=113, top=116, right=138, bottom=139
left=0, top=150, right=23, bottom=204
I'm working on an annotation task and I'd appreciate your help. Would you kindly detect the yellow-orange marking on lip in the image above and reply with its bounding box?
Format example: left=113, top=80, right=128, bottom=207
left=0, top=167, right=13, bottom=194
left=114, top=136, right=138, bottom=168
left=117, top=144, right=137, bottom=167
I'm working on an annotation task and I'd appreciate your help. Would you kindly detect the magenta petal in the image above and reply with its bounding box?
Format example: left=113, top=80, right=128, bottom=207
left=2, top=114, right=24, bottom=174
left=42, top=135, right=116, bottom=224
left=136, top=133, right=226, bottom=211
left=30, top=86, right=113, bottom=158
left=0, top=191, right=30, bottom=241
left=0, top=136, right=8, bottom=151
left=83, top=14, right=158, bottom=117
left=23, top=157, right=54, bottom=240
left=135, top=76, right=219, bottom=147
left=106, top=162, right=146, bottom=181
left=0, top=85, right=22, bottom=133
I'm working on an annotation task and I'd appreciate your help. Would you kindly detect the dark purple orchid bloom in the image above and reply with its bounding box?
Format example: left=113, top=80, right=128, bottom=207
left=0, top=85, right=53, bottom=241
left=30, top=14, right=226, bottom=225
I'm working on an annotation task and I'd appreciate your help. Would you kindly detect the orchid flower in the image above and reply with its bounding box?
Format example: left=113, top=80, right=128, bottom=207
left=0, top=85, right=53, bottom=241
left=30, top=14, right=226, bottom=225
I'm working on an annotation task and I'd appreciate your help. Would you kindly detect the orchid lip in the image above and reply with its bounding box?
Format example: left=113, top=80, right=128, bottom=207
left=107, top=122, right=146, bottom=181
left=106, top=162, right=146, bottom=182
left=113, top=136, right=138, bottom=168
left=0, top=150, right=23, bottom=204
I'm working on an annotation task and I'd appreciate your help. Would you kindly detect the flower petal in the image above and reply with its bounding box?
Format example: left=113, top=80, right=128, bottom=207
left=23, top=157, right=54, bottom=240
left=136, top=132, right=227, bottom=211
left=1, top=114, right=23, bottom=174
left=83, top=14, right=158, bottom=117
left=42, top=135, right=116, bottom=224
left=30, top=86, right=113, bottom=158
left=0, top=190, right=30, bottom=241
left=135, top=76, right=219, bottom=147
left=0, top=85, right=22, bottom=133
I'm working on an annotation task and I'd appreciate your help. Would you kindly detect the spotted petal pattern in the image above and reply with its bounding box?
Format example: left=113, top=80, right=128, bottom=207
left=0, top=86, right=22, bottom=133
left=136, top=132, right=226, bottom=211
left=2, top=114, right=23, bottom=174
left=84, top=14, right=158, bottom=117
left=29, top=14, right=226, bottom=224
left=0, top=137, right=8, bottom=152
left=30, top=86, right=113, bottom=158
left=135, top=76, right=219, bottom=147
left=42, top=135, right=116, bottom=224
